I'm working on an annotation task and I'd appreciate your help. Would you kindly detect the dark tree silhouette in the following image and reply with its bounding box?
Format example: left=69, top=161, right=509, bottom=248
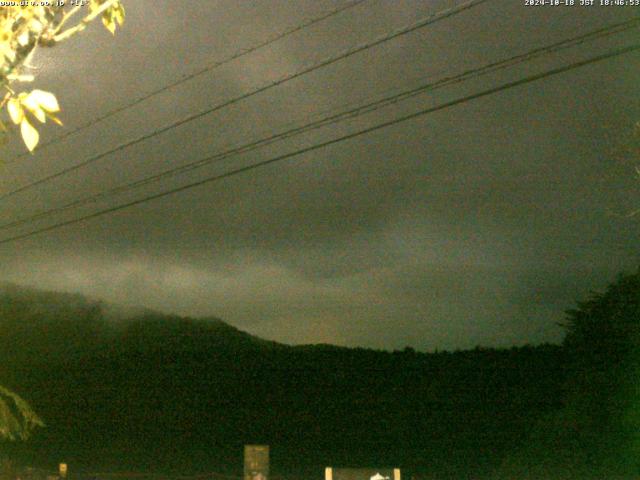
left=562, top=269, right=640, bottom=476
left=496, top=269, right=640, bottom=479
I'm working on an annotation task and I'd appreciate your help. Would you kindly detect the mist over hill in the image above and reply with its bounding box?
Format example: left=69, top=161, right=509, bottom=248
left=1, top=278, right=635, bottom=479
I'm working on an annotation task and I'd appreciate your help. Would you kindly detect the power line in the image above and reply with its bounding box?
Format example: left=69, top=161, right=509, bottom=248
left=0, top=43, right=636, bottom=246
left=7, top=0, right=370, bottom=163
left=1, top=18, right=637, bottom=232
left=0, top=0, right=490, bottom=201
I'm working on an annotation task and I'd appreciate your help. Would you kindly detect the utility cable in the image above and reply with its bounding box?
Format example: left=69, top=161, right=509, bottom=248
left=0, top=0, right=490, bottom=201
left=7, top=0, right=370, bottom=163
left=0, top=42, right=636, bottom=246
left=0, top=18, right=636, bottom=232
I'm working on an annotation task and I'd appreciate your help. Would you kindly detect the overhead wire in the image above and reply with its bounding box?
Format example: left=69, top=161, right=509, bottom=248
left=6, top=0, right=370, bottom=163
left=0, top=42, right=636, bottom=246
left=0, top=17, right=636, bottom=232
left=0, top=0, right=491, bottom=201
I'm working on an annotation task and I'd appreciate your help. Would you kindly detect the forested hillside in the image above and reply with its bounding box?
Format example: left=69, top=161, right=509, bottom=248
left=0, top=274, right=636, bottom=479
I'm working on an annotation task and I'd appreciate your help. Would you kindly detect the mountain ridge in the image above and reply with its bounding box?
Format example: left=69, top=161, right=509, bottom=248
left=0, top=283, right=567, bottom=479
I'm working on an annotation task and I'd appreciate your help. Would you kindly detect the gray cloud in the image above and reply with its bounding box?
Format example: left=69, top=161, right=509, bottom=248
left=0, top=0, right=638, bottom=350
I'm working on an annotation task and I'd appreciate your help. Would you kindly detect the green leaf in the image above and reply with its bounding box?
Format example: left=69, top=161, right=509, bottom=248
left=29, top=89, right=60, bottom=113
left=20, top=118, right=39, bottom=152
left=102, top=13, right=116, bottom=34
left=115, top=4, right=125, bottom=26
left=7, top=98, right=23, bottom=125
left=46, top=111, right=63, bottom=126
left=22, top=93, right=47, bottom=123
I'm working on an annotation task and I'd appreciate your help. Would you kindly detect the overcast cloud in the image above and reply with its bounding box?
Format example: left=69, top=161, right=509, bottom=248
left=0, top=0, right=638, bottom=351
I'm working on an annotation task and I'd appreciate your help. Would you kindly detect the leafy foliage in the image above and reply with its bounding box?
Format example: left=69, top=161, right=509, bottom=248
left=0, top=0, right=125, bottom=442
left=495, top=270, right=640, bottom=479
left=0, top=1, right=125, bottom=152
left=563, top=269, right=640, bottom=365
left=0, top=384, right=43, bottom=441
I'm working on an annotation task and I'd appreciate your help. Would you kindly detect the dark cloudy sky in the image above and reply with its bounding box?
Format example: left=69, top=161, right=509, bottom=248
left=0, top=0, right=638, bottom=351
